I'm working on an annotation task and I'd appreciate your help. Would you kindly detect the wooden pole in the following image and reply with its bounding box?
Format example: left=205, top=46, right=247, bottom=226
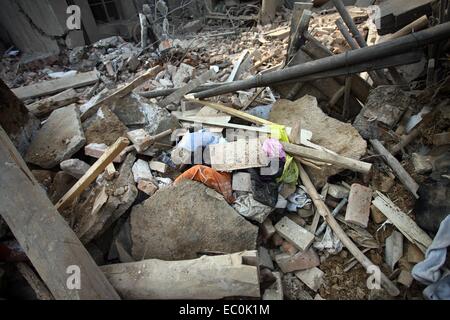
left=81, top=65, right=162, bottom=121
left=56, top=137, right=130, bottom=210
left=370, top=139, right=419, bottom=198
left=282, top=142, right=372, bottom=174
left=298, top=164, right=400, bottom=297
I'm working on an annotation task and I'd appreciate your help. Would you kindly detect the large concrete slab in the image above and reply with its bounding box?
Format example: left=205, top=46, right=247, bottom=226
left=269, top=95, right=367, bottom=187
left=130, top=179, right=258, bottom=260
left=25, top=105, right=86, bottom=169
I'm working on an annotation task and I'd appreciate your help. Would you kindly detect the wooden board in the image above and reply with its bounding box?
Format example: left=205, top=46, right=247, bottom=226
left=101, top=251, right=260, bottom=299
left=12, top=71, right=99, bottom=100
left=81, top=66, right=162, bottom=121
left=56, top=137, right=130, bottom=210
left=26, top=88, right=79, bottom=117
left=372, top=191, right=432, bottom=253
left=185, top=98, right=274, bottom=126
left=370, top=139, right=419, bottom=198
left=0, top=126, right=120, bottom=300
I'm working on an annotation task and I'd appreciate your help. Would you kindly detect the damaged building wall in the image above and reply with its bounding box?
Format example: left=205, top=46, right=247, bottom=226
left=0, top=0, right=146, bottom=54
left=0, top=0, right=64, bottom=55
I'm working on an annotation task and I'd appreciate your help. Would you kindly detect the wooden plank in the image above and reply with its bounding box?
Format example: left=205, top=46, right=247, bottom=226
left=16, top=262, right=53, bottom=300
left=101, top=251, right=260, bottom=299
left=177, top=115, right=269, bottom=133
left=12, top=71, right=99, bottom=100
left=370, top=139, right=419, bottom=198
left=372, top=191, right=432, bottom=253
left=282, top=142, right=372, bottom=174
left=159, top=69, right=216, bottom=107
left=227, top=50, right=250, bottom=82
left=0, top=125, right=120, bottom=300
left=26, top=88, right=79, bottom=117
left=185, top=98, right=274, bottom=126
left=56, top=137, right=130, bottom=210
left=81, top=66, right=163, bottom=121
left=260, top=0, right=281, bottom=25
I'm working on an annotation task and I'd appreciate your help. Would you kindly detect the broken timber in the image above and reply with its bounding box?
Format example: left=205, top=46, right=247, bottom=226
left=159, top=69, right=216, bottom=108
left=370, top=139, right=419, bottom=198
left=0, top=125, right=120, bottom=299
left=192, top=22, right=450, bottom=99
left=81, top=65, right=162, bottom=121
left=101, top=251, right=260, bottom=299
left=372, top=192, right=432, bottom=253
left=12, top=70, right=99, bottom=100
left=56, top=137, right=130, bottom=210
left=25, top=88, right=79, bottom=117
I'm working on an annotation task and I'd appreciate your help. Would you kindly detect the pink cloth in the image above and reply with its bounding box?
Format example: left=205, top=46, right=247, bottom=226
left=262, top=139, right=286, bottom=160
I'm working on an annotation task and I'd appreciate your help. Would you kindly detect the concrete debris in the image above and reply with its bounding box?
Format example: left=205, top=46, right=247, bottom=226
left=132, top=159, right=153, bottom=183
left=295, top=267, right=325, bottom=292
left=82, top=106, right=128, bottom=146
left=232, top=172, right=252, bottom=192
left=412, top=153, right=433, bottom=174
left=262, top=271, right=284, bottom=300
left=137, top=180, right=159, bottom=196
left=269, top=96, right=367, bottom=187
left=84, top=143, right=127, bottom=163
left=385, top=231, right=404, bottom=271
left=25, top=105, right=86, bottom=169
left=60, top=159, right=91, bottom=179
left=345, top=183, right=372, bottom=228
left=130, top=180, right=258, bottom=260
left=275, top=248, right=320, bottom=273
left=72, top=153, right=138, bottom=244
left=172, top=63, right=195, bottom=87
left=327, top=184, right=350, bottom=199
left=275, top=217, right=315, bottom=251
left=353, top=86, right=414, bottom=140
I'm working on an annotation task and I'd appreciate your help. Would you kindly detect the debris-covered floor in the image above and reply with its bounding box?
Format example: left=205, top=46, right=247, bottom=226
left=0, top=0, right=449, bottom=300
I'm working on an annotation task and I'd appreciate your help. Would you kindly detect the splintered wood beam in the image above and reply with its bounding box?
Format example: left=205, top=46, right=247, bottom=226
left=372, top=191, right=432, bottom=253
left=26, top=88, right=79, bottom=117
left=185, top=98, right=274, bottom=126
left=282, top=142, right=372, bottom=174
left=81, top=65, right=162, bottom=121
left=370, top=139, right=419, bottom=198
left=0, top=125, right=120, bottom=300
left=298, top=164, right=400, bottom=297
left=56, top=137, right=130, bottom=210
left=12, top=70, right=99, bottom=100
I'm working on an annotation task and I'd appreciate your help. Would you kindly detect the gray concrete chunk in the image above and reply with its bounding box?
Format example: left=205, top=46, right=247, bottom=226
left=130, top=180, right=258, bottom=260
left=25, top=105, right=85, bottom=168
left=274, top=217, right=315, bottom=251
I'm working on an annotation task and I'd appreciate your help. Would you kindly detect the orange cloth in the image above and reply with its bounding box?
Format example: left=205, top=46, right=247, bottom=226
left=175, top=165, right=235, bottom=204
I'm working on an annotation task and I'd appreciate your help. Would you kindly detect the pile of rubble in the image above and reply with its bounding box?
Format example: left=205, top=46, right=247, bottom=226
left=0, top=0, right=449, bottom=300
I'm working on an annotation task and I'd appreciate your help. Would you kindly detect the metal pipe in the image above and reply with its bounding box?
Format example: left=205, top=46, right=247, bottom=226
left=336, top=17, right=384, bottom=85
left=140, top=51, right=420, bottom=100
left=192, top=21, right=450, bottom=99
left=335, top=18, right=358, bottom=50
left=332, top=0, right=366, bottom=48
